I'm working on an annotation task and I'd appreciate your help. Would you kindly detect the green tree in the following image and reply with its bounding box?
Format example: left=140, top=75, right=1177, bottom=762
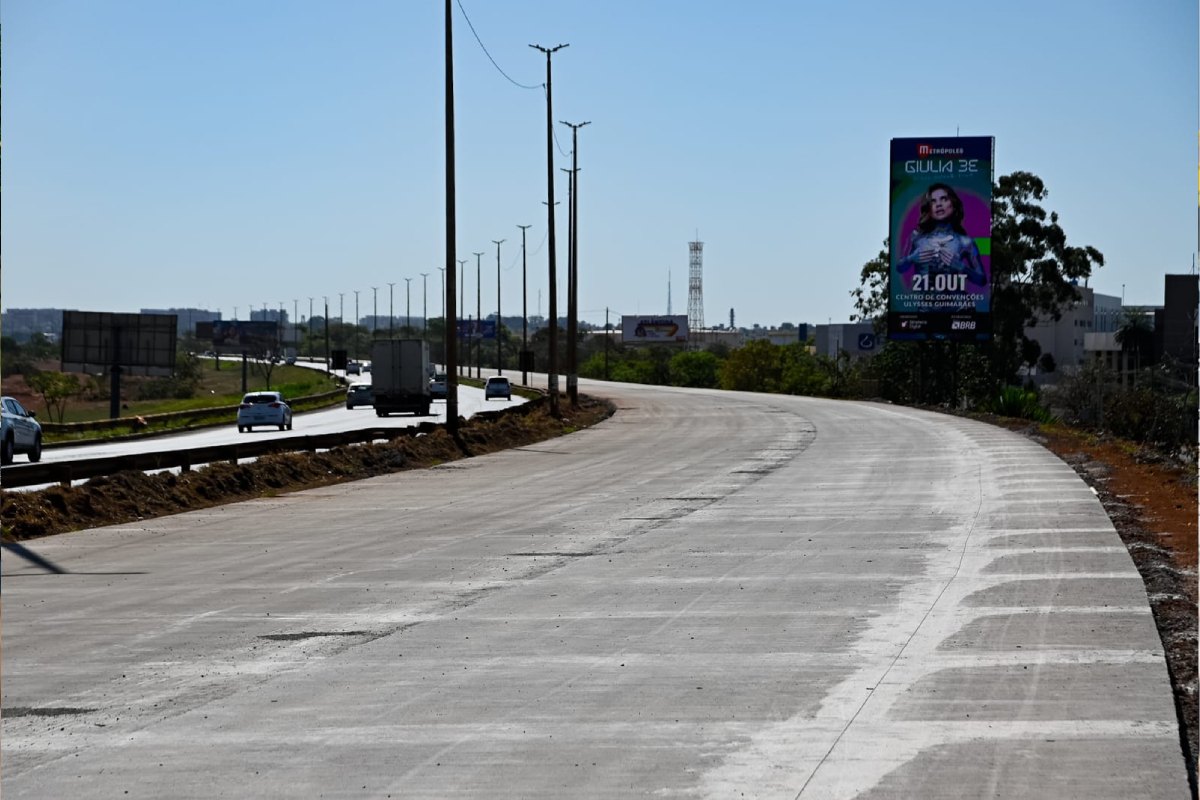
left=26, top=370, right=81, bottom=423
left=989, top=171, right=1104, bottom=385
left=669, top=350, right=720, bottom=388
left=849, top=242, right=889, bottom=328
left=719, top=340, right=781, bottom=392
left=1114, top=306, right=1154, bottom=380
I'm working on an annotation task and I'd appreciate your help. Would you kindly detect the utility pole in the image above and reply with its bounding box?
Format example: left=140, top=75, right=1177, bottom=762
left=443, top=0, right=459, bottom=432
left=518, top=224, right=532, bottom=385
left=420, top=272, right=430, bottom=335
left=474, top=251, right=485, bottom=379
left=323, top=297, right=330, bottom=373
left=339, top=293, right=345, bottom=350
left=388, top=282, right=395, bottom=338
left=531, top=42, right=567, bottom=416
left=492, top=239, right=505, bottom=374
left=561, top=120, right=589, bottom=407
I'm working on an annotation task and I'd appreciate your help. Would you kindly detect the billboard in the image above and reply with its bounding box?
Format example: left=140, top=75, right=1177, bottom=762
left=197, top=320, right=279, bottom=355
left=456, top=319, right=497, bottom=339
left=61, top=311, right=178, bottom=377
left=621, top=315, right=689, bottom=344
left=888, top=136, right=994, bottom=341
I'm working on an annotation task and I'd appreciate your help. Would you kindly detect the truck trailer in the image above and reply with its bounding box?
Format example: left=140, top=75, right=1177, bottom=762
left=371, top=339, right=431, bottom=416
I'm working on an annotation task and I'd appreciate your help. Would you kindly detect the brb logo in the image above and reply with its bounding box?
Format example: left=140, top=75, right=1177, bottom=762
left=951, top=320, right=977, bottom=331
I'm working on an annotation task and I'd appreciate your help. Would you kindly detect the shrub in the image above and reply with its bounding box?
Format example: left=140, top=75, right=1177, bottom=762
left=991, top=385, right=1055, bottom=423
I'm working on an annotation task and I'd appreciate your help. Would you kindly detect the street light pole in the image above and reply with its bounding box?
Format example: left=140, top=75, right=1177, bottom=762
left=420, top=272, right=430, bottom=337
left=404, top=277, right=412, bottom=333
left=339, top=293, right=345, bottom=351
left=517, top=224, right=531, bottom=385
left=437, top=266, right=446, bottom=364
left=561, top=120, right=590, bottom=407
left=353, top=290, right=360, bottom=359
left=372, top=286, right=379, bottom=339
left=492, top=239, right=505, bottom=374
left=474, top=251, right=485, bottom=379
left=457, top=258, right=467, bottom=379
left=388, top=282, right=395, bottom=338
left=443, top=0, right=459, bottom=433
left=531, top=42, right=568, bottom=417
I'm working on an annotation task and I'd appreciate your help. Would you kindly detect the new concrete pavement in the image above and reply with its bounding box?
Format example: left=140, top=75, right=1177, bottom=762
left=2, top=382, right=1189, bottom=798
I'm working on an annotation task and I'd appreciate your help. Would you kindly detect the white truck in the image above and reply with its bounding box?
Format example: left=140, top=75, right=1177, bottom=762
left=370, top=339, right=431, bottom=416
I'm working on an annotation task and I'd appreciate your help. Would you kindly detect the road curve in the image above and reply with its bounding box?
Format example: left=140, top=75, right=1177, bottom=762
left=2, top=381, right=1188, bottom=798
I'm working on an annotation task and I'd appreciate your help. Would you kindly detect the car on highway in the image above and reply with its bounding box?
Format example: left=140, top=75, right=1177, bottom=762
left=236, top=391, right=293, bottom=432
left=484, top=376, right=512, bottom=401
left=346, top=360, right=362, bottom=375
left=1, top=395, right=43, bottom=464
left=346, top=383, right=373, bottom=410
left=429, top=372, right=448, bottom=400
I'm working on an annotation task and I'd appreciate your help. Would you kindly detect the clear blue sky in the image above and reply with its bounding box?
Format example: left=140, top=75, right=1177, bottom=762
left=2, top=1, right=1196, bottom=329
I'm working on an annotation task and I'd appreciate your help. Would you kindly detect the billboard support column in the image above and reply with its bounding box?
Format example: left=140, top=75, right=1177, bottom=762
left=109, top=367, right=122, bottom=420
left=109, top=325, right=122, bottom=419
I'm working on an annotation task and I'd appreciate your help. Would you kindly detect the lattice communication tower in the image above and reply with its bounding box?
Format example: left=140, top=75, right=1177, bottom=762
left=687, top=240, right=704, bottom=335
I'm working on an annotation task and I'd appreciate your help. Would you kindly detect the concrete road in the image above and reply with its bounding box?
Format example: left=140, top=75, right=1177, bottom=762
left=2, top=382, right=1189, bottom=798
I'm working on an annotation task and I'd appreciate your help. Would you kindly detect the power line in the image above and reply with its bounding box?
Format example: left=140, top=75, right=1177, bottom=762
left=456, top=0, right=541, bottom=90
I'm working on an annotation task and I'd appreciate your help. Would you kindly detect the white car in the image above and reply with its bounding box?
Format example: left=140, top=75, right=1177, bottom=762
left=236, top=391, right=293, bottom=432
left=1, top=395, right=43, bottom=464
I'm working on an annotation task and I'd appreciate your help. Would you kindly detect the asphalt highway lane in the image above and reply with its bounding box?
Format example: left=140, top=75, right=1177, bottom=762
left=2, top=381, right=1188, bottom=798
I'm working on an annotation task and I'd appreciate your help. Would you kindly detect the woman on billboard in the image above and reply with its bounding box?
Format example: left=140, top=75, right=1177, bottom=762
left=897, top=183, right=986, bottom=292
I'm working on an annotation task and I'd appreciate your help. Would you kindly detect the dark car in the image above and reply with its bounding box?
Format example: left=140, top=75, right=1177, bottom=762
left=346, top=383, right=373, bottom=409
left=429, top=372, right=448, bottom=400
left=484, top=376, right=512, bottom=401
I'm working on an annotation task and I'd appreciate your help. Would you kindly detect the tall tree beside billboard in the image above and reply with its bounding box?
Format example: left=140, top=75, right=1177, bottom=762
left=888, top=137, right=994, bottom=341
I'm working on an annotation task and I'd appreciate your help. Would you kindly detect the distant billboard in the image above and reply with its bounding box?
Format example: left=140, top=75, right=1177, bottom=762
left=888, top=136, right=994, bottom=342
left=61, top=311, right=177, bottom=377
left=197, top=320, right=279, bottom=355
left=456, top=319, right=497, bottom=340
left=621, top=315, right=689, bottom=344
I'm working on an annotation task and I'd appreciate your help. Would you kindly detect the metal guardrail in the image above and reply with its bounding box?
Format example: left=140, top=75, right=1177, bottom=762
left=38, top=388, right=347, bottom=438
left=1, top=423, right=442, bottom=489
left=2, top=391, right=550, bottom=489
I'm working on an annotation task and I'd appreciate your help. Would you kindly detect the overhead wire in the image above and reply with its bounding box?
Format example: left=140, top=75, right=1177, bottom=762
left=456, top=0, right=542, bottom=90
